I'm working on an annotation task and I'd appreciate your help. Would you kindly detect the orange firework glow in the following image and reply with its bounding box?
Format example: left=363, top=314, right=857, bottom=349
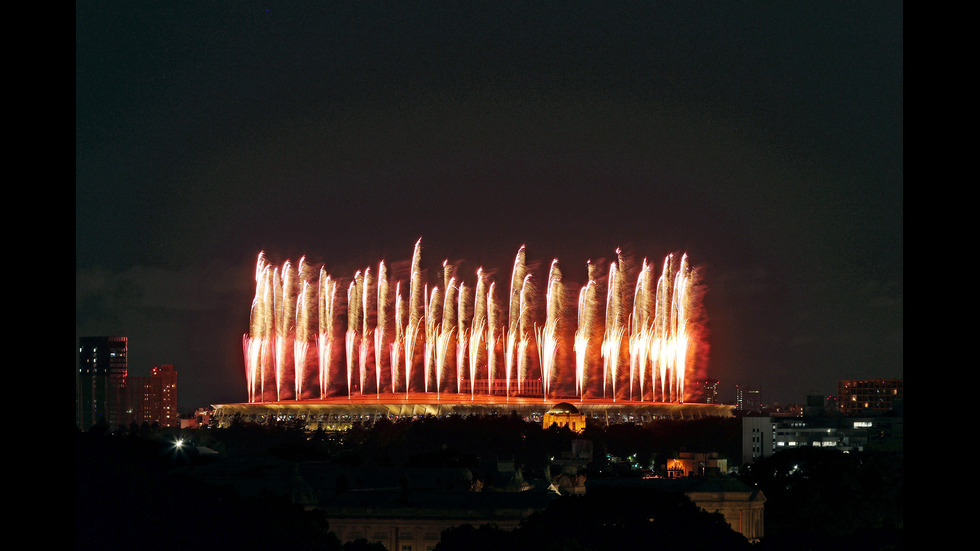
left=243, top=240, right=704, bottom=404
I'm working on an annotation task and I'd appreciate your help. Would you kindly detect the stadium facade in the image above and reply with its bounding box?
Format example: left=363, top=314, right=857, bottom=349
left=212, top=393, right=733, bottom=431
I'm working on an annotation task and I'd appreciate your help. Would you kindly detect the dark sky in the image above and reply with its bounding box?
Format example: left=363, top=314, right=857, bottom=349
left=76, top=2, right=903, bottom=410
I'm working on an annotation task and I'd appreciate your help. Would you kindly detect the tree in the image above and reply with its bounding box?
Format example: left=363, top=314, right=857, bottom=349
left=739, top=447, right=903, bottom=550
left=435, top=486, right=751, bottom=551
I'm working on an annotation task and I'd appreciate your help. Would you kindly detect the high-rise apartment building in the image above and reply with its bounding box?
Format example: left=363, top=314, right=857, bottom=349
left=133, top=364, right=179, bottom=428
left=77, top=336, right=128, bottom=430
left=838, top=379, right=903, bottom=416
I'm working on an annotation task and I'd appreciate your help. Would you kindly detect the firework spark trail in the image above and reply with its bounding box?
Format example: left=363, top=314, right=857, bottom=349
left=628, top=329, right=638, bottom=402
left=457, top=332, right=468, bottom=395
left=633, top=259, right=652, bottom=330
left=469, top=267, right=490, bottom=382
left=318, top=270, right=336, bottom=399
left=390, top=340, right=401, bottom=393
left=345, top=329, right=356, bottom=399
left=294, top=277, right=316, bottom=399
left=517, top=273, right=534, bottom=395
left=391, top=282, right=404, bottom=393
left=436, top=328, right=455, bottom=398
left=508, top=246, right=526, bottom=336
left=424, top=285, right=442, bottom=393
left=573, top=307, right=588, bottom=399
left=518, top=333, right=531, bottom=397
left=274, top=264, right=287, bottom=401
left=375, top=261, right=388, bottom=397
left=486, top=281, right=499, bottom=395
left=359, top=335, right=369, bottom=397
left=504, top=327, right=515, bottom=399
left=245, top=255, right=264, bottom=402
left=671, top=258, right=684, bottom=401
left=294, top=340, right=309, bottom=400
left=242, top=337, right=252, bottom=402
left=468, top=319, right=485, bottom=397
left=632, top=326, right=653, bottom=402
left=672, top=254, right=691, bottom=401
left=603, top=326, right=626, bottom=402
left=360, top=267, right=373, bottom=395
left=270, top=264, right=281, bottom=400
left=506, top=323, right=522, bottom=398
left=469, top=269, right=487, bottom=397
left=574, top=261, right=598, bottom=399
left=655, top=255, right=673, bottom=402
left=244, top=253, right=272, bottom=402
left=602, top=260, right=619, bottom=399
left=536, top=259, right=562, bottom=400
left=284, top=260, right=303, bottom=399
left=408, top=238, right=424, bottom=393
left=262, top=264, right=277, bottom=400
left=297, top=259, right=318, bottom=399
left=537, top=320, right=558, bottom=400
left=243, top=336, right=255, bottom=402
left=424, top=285, right=433, bottom=393
left=630, top=259, right=654, bottom=401
left=457, top=281, right=469, bottom=395
left=442, top=274, right=458, bottom=394
left=346, top=272, right=362, bottom=399
left=628, top=319, right=653, bottom=402
left=507, top=246, right=526, bottom=395
left=403, top=316, right=422, bottom=398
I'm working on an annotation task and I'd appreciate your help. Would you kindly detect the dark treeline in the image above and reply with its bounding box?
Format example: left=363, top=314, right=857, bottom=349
left=739, top=446, right=903, bottom=551
left=77, top=415, right=901, bottom=550
left=436, top=485, right=753, bottom=551
left=75, top=429, right=341, bottom=551
left=195, top=413, right=742, bottom=476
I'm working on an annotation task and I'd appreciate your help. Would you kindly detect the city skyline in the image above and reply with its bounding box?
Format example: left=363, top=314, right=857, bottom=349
left=76, top=3, right=902, bottom=410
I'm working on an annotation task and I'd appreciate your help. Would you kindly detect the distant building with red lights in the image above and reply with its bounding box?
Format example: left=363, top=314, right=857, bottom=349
left=129, top=364, right=179, bottom=428
left=77, top=338, right=178, bottom=430
left=693, top=378, right=720, bottom=404
left=837, top=379, right=903, bottom=416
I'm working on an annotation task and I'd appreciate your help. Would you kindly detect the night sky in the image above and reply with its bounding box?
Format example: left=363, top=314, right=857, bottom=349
left=76, top=2, right=903, bottom=411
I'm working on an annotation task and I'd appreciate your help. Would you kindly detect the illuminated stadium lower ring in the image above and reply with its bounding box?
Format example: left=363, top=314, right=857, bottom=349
left=211, top=393, right=733, bottom=430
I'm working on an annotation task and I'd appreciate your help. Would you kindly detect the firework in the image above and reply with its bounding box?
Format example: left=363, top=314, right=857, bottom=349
left=243, top=240, right=704, bottom=404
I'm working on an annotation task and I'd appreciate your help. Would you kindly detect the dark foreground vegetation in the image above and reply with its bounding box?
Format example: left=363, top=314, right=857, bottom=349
left=77, top=415, right=901, bottom=550
left=435, top=485, right=753, bottom=551
left=740, top=446, right=903, bottom=550
left=76, top=429, right=342, bottom=551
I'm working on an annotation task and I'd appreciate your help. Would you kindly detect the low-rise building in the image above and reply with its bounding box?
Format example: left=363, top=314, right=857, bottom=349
left=666, top=451, right=728, bottom=478
left=741, top=413, right=903, bottom=464
left=838, top=379, right=903, bottom=416
left=323, top=490, right=555, bottom=551
left=542, top=402, right=587, bottom=433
